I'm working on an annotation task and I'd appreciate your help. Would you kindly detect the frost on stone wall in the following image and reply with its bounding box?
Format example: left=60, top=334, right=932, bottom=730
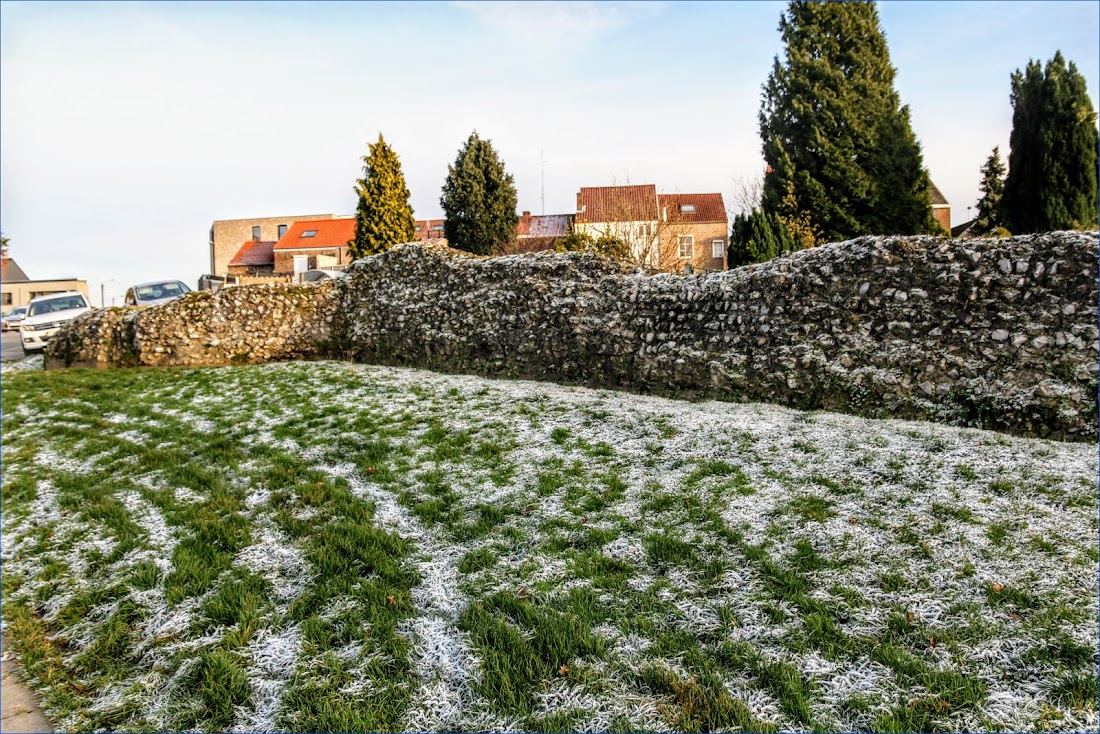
left=46, top=232, right=1099, bottom=440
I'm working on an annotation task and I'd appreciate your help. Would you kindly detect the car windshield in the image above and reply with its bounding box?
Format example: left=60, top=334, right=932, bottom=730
left=7, top=307, right=26, bottom=317
left=28, top=296, right=87, bottom=316
left=135, top=281, right=188, bottom=302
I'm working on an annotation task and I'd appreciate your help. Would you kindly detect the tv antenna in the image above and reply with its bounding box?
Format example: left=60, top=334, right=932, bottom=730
left=538, top=149, right=547, bottom=215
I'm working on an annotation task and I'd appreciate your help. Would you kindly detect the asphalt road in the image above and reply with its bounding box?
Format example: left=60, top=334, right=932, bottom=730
left=1, top=330, right=27, bottom=361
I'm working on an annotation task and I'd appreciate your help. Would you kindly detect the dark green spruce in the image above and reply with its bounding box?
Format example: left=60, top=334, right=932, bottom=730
left=973, top=147, right=1007, bottom=234
left=759, top=1, right=940, bottom=244
left=1001, top=51, right=1099, bottom=233
left=440, top=131, right=519, bottom=256
left=728, top=210, right=796, bottom=268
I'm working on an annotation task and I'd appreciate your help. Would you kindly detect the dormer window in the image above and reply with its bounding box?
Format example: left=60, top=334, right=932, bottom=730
left=680, top=204, right=696, bottom=213
left=431, top=224, right=444, bottom=232
left=301, top=230, right=318, bottom=238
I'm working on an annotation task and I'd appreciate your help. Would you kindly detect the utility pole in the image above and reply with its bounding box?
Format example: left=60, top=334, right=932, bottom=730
left=538, top=149, right=546, bottom=215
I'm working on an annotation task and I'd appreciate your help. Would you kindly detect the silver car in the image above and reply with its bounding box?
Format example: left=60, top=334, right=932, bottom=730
left=124, top=280, right=191, bottom=308
left=2, top=306, right=27, bottom=332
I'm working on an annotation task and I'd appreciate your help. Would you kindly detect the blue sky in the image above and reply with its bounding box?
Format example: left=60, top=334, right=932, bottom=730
left=2, top=1, right=1097, bottom=302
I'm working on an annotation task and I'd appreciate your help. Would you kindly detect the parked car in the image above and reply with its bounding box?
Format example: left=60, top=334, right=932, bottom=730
left=20, top=292, right=92, bottom=353
left=2, top=306, right=27, bottom=332
left=301, top=269, right=348, bottom=282
left=123, top=280, right=191, bottom=308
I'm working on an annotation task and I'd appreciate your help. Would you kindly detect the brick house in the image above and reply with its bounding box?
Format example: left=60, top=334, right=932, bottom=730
left=930, top=182, right=951, bottom=232
left=574, top=185, right=728, bottom=271
left=413, top=219, right=447, bottom=245
left=574, top=184, right=660, bottom=265
left=272, top=218, right=356, bottom=275
left=512, top=211, right=574, bottom=253
left=208, top=214, right=338, bottom=284
left=657, top=193, right=728, bottom=272
left=227, top=241, right=277, bottom=277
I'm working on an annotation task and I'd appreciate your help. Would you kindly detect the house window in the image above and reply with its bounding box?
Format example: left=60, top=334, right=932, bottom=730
left=278, top=224, right=288, bottom=239
left=252, top=226, right=261, bottom=241
left=301, top=230, right=318, bottom=238
left=1, top=293, right=11, bottom=306
left=680, top=204, right=696, bottom=213
left=677, top=234, right=694, bottom=259
left=431, top=224, right=444, bottom=232
left=712, top=239, right=724, bottom=259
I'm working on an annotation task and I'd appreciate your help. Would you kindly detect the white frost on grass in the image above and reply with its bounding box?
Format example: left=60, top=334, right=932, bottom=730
left=320, top=461, right=480, bottom=732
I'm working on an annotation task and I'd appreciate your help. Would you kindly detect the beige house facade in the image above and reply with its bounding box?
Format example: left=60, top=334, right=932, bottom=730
left=2, top=278, right=89, bottom=309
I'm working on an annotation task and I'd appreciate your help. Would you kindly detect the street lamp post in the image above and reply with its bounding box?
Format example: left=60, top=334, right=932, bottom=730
left=100, top=279, right=116, bottom=309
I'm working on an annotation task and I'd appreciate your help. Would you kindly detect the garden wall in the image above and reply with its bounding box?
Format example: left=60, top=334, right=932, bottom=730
left=47, top=232, right=1098, bottom=440
left=46, top=282, right=339, bottom=369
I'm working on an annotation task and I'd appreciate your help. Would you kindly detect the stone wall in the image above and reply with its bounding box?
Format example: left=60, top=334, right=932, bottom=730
left=46, top=232, right=1098, bottom=440
left=46, top=281, right=339, bottom=369
left=338, top=233, right=1098, bottom=441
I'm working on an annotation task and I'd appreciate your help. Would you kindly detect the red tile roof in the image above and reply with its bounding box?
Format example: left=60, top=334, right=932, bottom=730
left=657, top=193, right=728, bottom=224
left=576, top=185, right=658, bottom=224
left=413, top=219, right=446, bottom=241
left=517, top=213, right=573, bottom=238
left=274, top=218, right=356, bottom=250
left=228, top=241, right=276, bottom=267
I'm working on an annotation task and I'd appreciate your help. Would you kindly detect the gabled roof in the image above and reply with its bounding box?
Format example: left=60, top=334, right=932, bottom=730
left=657, top=193, right=728, bottom=224
left=273, top=219, right=356, bottom=250
left=930, top=182, right=949, bottom=207
left=413, top=219, right=446, bottom=241
left=576, top=184, right=658, bottom=224
left=518, top=213, right=573, bottom=238
left=1, top=257, right=29, bottom=282
left=229, top=241, right=276, bottom=267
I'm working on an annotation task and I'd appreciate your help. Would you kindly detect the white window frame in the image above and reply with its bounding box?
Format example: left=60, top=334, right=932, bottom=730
left=712, top=239, right=724, bottom=259
left=677, top=234, right=694, bottom=259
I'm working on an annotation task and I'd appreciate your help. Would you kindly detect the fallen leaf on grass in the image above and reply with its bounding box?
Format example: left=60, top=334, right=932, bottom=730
left=558, top=664, right=570, bottom=676
left=992, top=582, right=1004, bottom=592
left=386, top=595, right=397, bottom=606
left=516, top=587, right=528, bottom=599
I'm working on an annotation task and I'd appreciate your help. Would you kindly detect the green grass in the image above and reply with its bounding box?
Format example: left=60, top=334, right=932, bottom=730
left=1, top=359, right=1096, bottom=732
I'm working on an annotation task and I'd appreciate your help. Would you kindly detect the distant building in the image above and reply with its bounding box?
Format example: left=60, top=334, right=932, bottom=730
left=412, top=219, right=447, bottom=245
left=1, top=245, right=88, bottom=309
left=207, top=214, right=338, bottom=287
left=227, top=241, right=277, bottom=277
left=574, top=184, right=728, bottom=272
left=513, top=211, right=574, bottom=253
left=930, top=182, right=951, bottom=232
left=272, top=218, right=356, bottom=275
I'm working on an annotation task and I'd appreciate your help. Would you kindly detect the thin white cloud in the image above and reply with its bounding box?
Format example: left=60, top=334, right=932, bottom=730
left=452, top=1, right=666, bottom=51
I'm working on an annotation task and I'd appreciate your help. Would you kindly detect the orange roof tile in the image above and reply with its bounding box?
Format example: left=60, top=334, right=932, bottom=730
left=657, top=193, right=728, bottom=224
left=229, top=241, right=276, bottom=267
left=576, top=185, right=658, bottom=224
left=274, top=219, right=356, bottom=250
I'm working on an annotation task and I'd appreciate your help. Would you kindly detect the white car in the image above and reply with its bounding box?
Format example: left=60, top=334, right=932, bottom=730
left=2, top=306, right=27, bottom=332
left=124, top=280, right=191, bottom=307
left=20, top=291, right=92, bottom=353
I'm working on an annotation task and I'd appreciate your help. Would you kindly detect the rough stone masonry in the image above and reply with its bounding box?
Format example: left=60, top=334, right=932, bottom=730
left=47, top=231, right=1099, bottom=441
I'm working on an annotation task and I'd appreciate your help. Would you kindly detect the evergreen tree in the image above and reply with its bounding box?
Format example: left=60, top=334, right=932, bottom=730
left=973, top=146, right=1007, bottom=234
left=728, top=210, right=796, bottom=268
left=1002, top=51, right=1099, bottom=233
left=759, top=1, right=939, bottom=244
left=440, top=131, right=519, bottom=255
left=350, top=134, right=416, bottom=261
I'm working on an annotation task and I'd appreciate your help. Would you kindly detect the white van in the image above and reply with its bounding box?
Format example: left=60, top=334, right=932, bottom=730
left=20, top=291, right=92, bottom=353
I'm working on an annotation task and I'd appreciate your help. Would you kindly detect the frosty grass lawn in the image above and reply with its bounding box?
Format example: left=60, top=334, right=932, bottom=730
left=0, top=358, right=1096, bottom=733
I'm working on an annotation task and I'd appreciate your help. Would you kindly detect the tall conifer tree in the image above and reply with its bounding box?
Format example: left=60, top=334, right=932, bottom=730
left=440, top=132, right=519, bottom=255
left=1001, top=52, right=1099, bottom=233
left=759, top=1, right=938, bottom=243
left=350, top=134, right=416, bottom=261
left=974, top=147, right=1006, bottom=234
